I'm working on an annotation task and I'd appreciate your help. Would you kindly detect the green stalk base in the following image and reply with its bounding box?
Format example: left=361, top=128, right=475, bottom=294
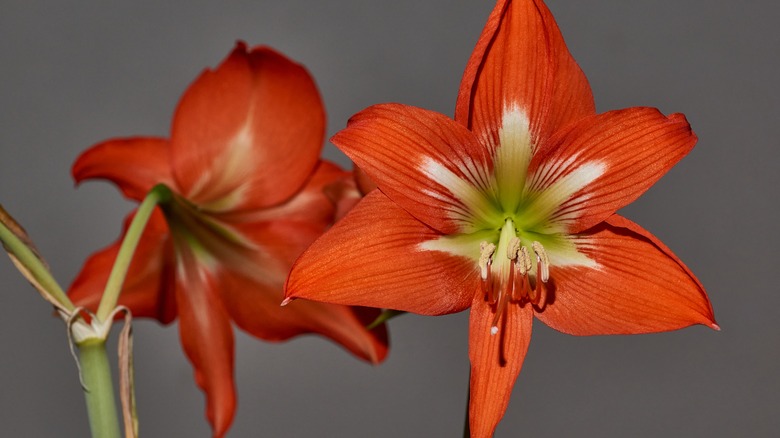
left=79, top=340, right=121, bottom=438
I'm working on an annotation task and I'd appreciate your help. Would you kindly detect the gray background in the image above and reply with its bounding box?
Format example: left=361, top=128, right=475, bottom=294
left=0, top=1, right=776, bottom=436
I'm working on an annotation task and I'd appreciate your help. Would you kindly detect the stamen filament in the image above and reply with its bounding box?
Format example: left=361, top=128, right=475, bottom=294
left=487, top=270, right=498, bottom=305
left=491, top=259, right=515, bottom=335
left=531, top=262, right=544, bottom=305
left=531, top=241, right=549, bottom=283
left=528, top=280, right=539, bottom=304
left=511, top=246, right=530, bottom=302
left=513, top=270, right=527, bottom=302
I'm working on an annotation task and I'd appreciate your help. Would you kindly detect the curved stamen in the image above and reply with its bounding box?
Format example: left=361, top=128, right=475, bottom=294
left=481, top=223, right=558, bottom=333
left=530, top=241, right=550, bottom=306
left=531, top=241, right=549, bottom=283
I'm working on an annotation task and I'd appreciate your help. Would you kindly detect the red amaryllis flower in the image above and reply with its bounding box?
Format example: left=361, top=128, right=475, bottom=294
left=68, top=42, right=388, bottom=437
left=285, top=1, right=716, bottom=436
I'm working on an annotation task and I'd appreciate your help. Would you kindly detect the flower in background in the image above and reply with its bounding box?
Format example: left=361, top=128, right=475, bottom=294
left=285, top=0, right=716, bottom=436
left=68, top=42, right=388, bottom=437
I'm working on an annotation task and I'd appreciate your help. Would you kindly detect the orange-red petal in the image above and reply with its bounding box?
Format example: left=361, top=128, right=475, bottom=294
left=213, top=159, right=389, bottom=363
left=455, top=0, right=594, bottom=148
left=219, top=160, right=355, bottom=282
left=331, top=103, right=493, bottom=234
left=219, top=270, right=388, bottom=364
left=175, top=249, right=236, bottom=438
left=527, top=108, right=698, bottom=234
left=354, top=164, right=378, bottom=196
left=218, top=160, right=349, bottom=230
left=72, top=137, right=174, bottom=202
left=286, top=191, right=477, bottom=316
left=468, top=294, right=533, bottom=438
left=67, top=209, right=177, bottom=323
left=171, top=42, right=324, bottom=213
left=535, top=214, right=717, bottom=335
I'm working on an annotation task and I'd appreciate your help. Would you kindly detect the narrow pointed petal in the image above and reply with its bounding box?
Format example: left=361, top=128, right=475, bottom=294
left=286, top=191, right=477, bottom=316
left=468, top=295, right=533, bottom=438
left=171, top=42, right=324, bottom=212
left=536, top=214, right=717, bottom=335
left=175, top=251, right=236, bottom=438
left=72, top=137, right=174, bottom=202
left=456, top=0, right=594, bottom=149
left=525, top=108, right=697, bottom=234
left=67, top=210, right=177, bottom=323
left=219, top=271, right=388, bottom=364
left=332, top=104, right=496, bottom=234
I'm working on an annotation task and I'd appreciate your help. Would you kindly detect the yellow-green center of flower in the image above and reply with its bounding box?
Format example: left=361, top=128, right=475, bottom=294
left=419, top=105, right=602, bottom=334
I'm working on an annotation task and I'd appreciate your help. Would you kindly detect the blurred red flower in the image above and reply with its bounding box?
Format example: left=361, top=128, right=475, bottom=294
left=69, top=42, right=388, bottom=437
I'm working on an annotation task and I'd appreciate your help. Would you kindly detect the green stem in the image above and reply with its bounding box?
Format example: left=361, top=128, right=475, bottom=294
left=366, top=309, right=406, bottom=330
left=79, top=339, right=121, bottom=438
left=96, top=184, right=171, bottom=321
left=0, top=217, right=74, bottom=311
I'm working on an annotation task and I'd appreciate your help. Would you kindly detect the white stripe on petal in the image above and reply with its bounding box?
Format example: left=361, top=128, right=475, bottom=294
left=540, top=235, right=600, bottom=270
left=187, top=113, right=256, bottom=211
left=418, top=230, right=497, bottom=262
left=419, top=157, right=496, bottom=231
left=520, top=161, right=606, bottom=231
left=494, top=105, right=533, bottom=212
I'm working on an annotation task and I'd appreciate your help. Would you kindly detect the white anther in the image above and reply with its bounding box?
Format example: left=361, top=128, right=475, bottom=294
left=479, top=242, right=496, bottom=280
left=506, top=236, right=521, bottom=260
left=518, top=246, right=531, bottom=276
left=531, top=241, right=550, bottom=283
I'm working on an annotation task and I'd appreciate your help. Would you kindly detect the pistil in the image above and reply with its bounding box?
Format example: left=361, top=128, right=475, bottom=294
left=480, top=221, right=553, bottom=334
left=486, top=219, right=518, bottom=335
left=490, top=236, right=522, bottom=334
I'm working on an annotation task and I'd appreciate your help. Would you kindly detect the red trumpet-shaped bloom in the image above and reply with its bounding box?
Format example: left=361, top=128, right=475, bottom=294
left=68, top=43, right=388, bottom=437
left=285, top=1, right=716, bottom=436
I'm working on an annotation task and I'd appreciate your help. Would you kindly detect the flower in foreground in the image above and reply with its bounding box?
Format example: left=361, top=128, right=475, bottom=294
left=285, top=1, right=716, bottom=436
left=68, top=43, right=388, bottom=437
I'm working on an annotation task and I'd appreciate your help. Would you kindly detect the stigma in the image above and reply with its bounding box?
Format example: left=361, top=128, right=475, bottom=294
left=479, top=219, right=551, bottom=335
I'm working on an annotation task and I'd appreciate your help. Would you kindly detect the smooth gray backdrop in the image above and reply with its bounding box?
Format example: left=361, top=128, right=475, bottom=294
left=1, top=1, right=776, bottom=436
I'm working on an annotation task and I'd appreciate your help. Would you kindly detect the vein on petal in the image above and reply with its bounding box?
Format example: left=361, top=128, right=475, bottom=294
left=419, top=157, right=496, bottom=231
left=522, top=161, right=605, bottom=231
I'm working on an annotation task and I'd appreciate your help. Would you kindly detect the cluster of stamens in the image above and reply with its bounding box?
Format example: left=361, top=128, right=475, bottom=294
left=479, top=237, right=550, bottom=335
